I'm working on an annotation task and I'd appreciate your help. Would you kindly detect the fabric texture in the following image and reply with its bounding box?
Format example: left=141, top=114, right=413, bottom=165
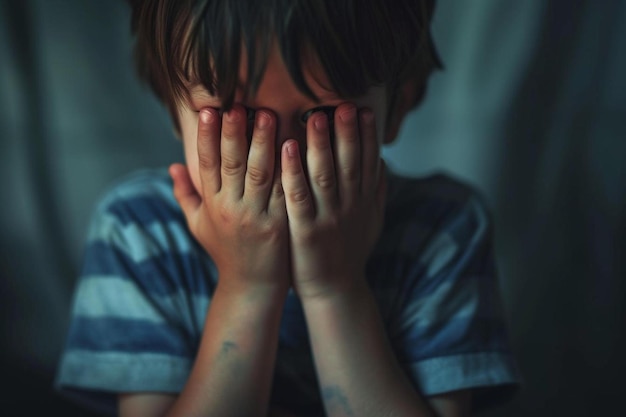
left=56, top=168, right=521, bottom=416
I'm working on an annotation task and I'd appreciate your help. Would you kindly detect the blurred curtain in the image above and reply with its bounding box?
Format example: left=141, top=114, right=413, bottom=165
left=385, top=1, right=626, bottom=415
left=1, top=0, right=624, bottom=415
left=0, top=0, right=181, bottom=413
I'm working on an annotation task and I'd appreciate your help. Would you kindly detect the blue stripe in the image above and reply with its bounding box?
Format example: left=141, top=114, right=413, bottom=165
left=413, top=243, right=491, bottom=301
left=87, top=215, right=200, bottom=264
left=400, top=209, right=492, bottom=301
left=67, top=317, right=194, bottom=357
left=72, top=276, right=210, bottom=334
left=105, top=195, right=184, bottom=227
left=444, top=200, right=483, bottom=245
left=386, top=199, right=459, bottom=243
left=81, top=240, right=216, bottom=297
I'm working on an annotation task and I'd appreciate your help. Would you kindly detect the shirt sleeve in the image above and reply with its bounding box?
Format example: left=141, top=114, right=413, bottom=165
left=55, top=177, right=210, bottom=416
left=387, top=191, right=522, bottom=411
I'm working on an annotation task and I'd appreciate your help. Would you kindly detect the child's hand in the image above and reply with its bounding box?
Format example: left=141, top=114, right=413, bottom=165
left=170, top=105, right=290, bottom=294
left=281, top=103, right=386, bottom=299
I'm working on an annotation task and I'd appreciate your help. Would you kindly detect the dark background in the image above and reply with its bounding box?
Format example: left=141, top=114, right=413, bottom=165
left=1, top=0, right=625, bottom=415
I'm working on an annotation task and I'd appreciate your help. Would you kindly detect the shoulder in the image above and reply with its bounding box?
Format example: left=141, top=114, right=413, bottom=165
left=380, top=170, right=494, bottom=259
left=81, top=168, right=212, bottom=294
left=56, top=169, right=213, bottom=412
left=386, top=171, right=492, bottom=222
left=374, top=171, right=522, bottom=411
left=85, top=168, right=192, bottom=253
left=91, top=168, right=180, bottom=226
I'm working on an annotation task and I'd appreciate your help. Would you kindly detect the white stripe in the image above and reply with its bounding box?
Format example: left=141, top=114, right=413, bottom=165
left=74, top=276, right=210, bottom=332
left=396, top=277, right=479, bottom=336
left=88, top=214, right=197, bottom=264
left=419, top=231, right=459, bottom=278
left=57, top=349, right=192, bottom=392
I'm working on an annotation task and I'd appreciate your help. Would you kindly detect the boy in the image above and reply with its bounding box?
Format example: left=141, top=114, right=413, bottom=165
left=56, top=0, right=521, bottom=416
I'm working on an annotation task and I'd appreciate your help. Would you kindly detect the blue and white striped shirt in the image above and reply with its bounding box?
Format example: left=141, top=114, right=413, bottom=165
left=56, top=168, right=521, bottom=415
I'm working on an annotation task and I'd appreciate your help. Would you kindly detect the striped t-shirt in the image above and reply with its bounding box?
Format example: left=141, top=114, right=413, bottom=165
left=56, top=168, right=521, bottom=415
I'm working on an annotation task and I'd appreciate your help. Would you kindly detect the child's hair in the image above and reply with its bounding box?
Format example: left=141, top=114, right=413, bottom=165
left=127, top=0, right=442, bottom=131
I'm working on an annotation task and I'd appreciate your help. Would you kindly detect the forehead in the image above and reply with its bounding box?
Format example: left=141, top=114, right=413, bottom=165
left=185, top=41, right=349, bottom=105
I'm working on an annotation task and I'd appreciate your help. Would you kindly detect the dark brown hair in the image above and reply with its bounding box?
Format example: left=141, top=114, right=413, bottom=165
left=127, top=0, right=442, bottom=131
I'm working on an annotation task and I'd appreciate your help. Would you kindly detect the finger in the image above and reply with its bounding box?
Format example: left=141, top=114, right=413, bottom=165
left=220, top=104, right=249, bottom=199
left=267, top=169, right=286, bottom=218
left=306, top=111, right=338, bottom=214
left=358, top=108, right=380, bottom=194
left=196, top=108, right=222, bottom=195
left=169, top=163, right=201, bottom=219
left=281, top=140, right=315, bottom=222
left=244, top=110, right=277, bottom=211
left=333, top=103, right=360, bottom=203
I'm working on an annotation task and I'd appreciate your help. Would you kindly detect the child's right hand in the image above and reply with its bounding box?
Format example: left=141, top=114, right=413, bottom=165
left=170, top=104, right=290, bottom=294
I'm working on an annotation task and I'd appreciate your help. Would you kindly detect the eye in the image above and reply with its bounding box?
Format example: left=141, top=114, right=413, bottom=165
left=301, top=106, right=337, bottom=124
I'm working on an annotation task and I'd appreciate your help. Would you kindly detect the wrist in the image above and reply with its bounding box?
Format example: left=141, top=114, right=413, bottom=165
left=297, top=273, right=369, bottom=306
left=215, top=275, right=290, bottom=306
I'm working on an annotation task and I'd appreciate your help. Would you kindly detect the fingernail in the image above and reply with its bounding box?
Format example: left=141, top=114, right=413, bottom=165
left=314, top=113, right=327, bottom=131
left=225, top=108, right=240, bottom=122
left=256, top=111, right=270, bottom=129
left=338, top=104, right=356, bottom=123
left=200, top=109, right=212, bottom=124
left=286, top=141, right=297, bottom=158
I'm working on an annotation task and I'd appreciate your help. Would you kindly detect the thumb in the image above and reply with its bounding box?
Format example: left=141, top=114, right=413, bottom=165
left=169, top=163, right=201, bottom=217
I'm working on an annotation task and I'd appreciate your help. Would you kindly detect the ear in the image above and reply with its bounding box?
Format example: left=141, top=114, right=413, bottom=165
left=384, top=79, right=425, bottom=144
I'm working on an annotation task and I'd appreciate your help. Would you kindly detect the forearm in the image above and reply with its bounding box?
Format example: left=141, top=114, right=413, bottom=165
left=302, top=280, right=435, bottom=417
left=166, top=280, right=287, bottom=417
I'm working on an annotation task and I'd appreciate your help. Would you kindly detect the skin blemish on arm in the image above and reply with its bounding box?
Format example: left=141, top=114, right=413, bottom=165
left=217, top=341, right=244, bottom=378
left=219, top=341, right=238, bottom=356
left=321, top=385, right=355, bottom=416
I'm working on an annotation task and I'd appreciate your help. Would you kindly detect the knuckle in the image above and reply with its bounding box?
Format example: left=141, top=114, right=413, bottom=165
left=217, top=203, right=236, bottom=226
left=221, top=155, right=245, bottom=176
left=259, top=221, right=284, bottom=243
left=341, top=165, right=359, bottom=182
left=246, top=165, right=271, bottom=187
left=272, top=180, right=285, bottom=199
left=198, top=150, right=218, bottom=170
left=313, top=171, right=335, bottom=189
left=288, top=187, right=310, bottom=204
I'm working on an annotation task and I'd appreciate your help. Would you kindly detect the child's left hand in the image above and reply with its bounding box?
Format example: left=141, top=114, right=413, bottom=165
left=281, top=103, right=387, bottom=300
